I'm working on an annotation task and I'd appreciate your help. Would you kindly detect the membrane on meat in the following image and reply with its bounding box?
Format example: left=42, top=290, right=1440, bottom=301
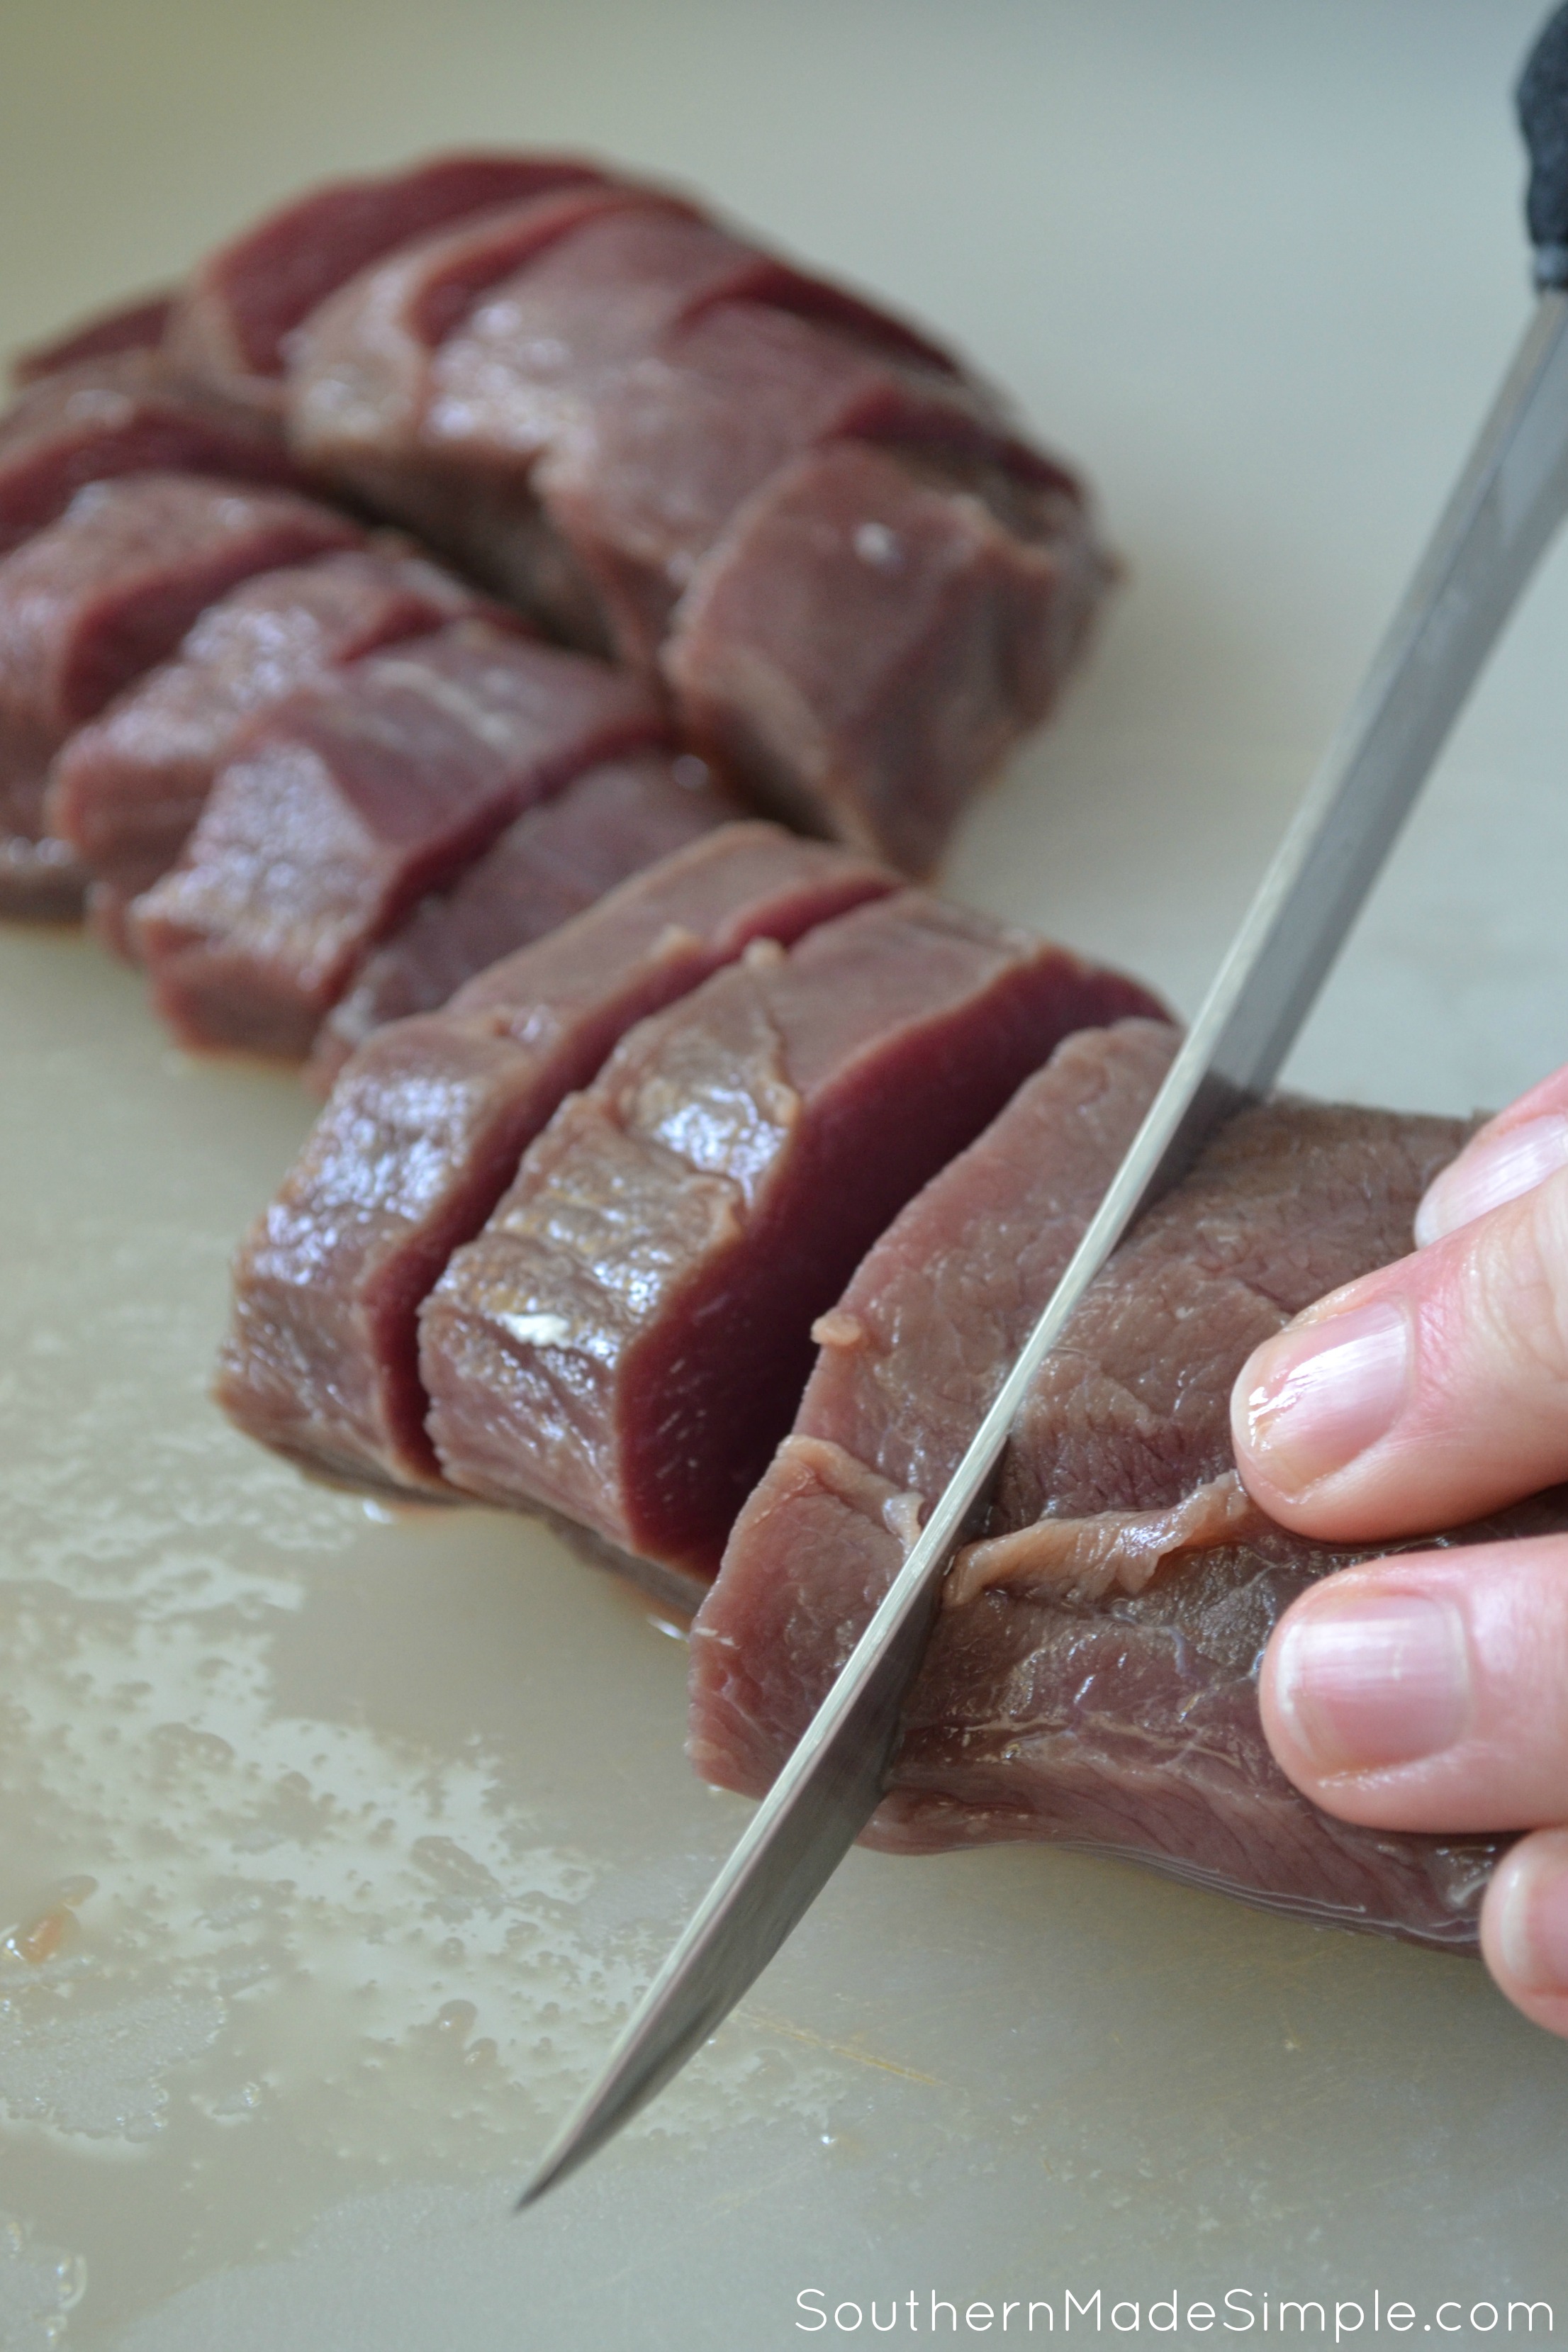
left=691, top=1021, right=1540, bottom=1948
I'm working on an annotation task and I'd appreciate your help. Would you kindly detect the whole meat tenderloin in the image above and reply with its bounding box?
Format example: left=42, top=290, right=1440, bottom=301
left=690, top=1019, right=1550, bottom=1951
left=420, top=894, right=1165, bottom=1591
left=165, top=153, right=612, bottom=409
left=0, top=349, right=303, bottom=561
left=0, top=471, right=359, bottom=918
left=133, top=616, right=664, bottom=1056
left=217, top=825, right=898, bottom=1506
left=310, top=748, right=744, bottom=1087
left=47, top=544, right=493, bottom=955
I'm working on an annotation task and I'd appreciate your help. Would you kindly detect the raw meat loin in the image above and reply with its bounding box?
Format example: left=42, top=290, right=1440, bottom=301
left=133, top=617, right=663, bottom=1055
left=167, top=154, right=611, bottom=399
left=691, top=1024, right=1541, bottom=1949
left=0, top=351, right=302, bottom=560
left=11, top=291, right=174, bottom=386
left=538, top=300, right=1051, bottom=671
left=49, top=544, right=491, bottom=953
left=421, top=895, right=1165, bottom=1584
left=0, top=473, right=359, bottom=917
left=310, top=749, right=743, bottom=1086
left=666, top=441, right=1106, bottom=875
left=217, top=824, right=897, bottom=1499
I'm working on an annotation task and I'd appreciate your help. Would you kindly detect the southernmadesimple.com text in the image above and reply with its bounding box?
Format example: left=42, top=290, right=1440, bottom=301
left=795, top=2287, right=1553, bottom=2339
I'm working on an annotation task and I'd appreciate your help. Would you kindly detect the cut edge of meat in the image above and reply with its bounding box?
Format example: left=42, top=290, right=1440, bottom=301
left=10, top=291, right=176, bottom=387
left=215, top=823, right=902, bottom=1494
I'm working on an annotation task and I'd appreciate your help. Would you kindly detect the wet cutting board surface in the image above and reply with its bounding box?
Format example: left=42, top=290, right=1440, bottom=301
left=4, top=2, right=1568, bottom=2342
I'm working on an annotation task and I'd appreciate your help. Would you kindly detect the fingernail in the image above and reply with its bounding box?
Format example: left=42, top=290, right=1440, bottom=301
left=1496, top=1835, right=1568, bottom=1993
left=1415, top=1114, right=1568, bottom=1248
left=1241, top=1299, right=1409, bottom=1496
left=1271, top=1595, right=1469, bottom=1774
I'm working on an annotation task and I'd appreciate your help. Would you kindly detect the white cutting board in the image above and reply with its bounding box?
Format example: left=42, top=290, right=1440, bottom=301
left=3, top=2, right=1567, bottom=2343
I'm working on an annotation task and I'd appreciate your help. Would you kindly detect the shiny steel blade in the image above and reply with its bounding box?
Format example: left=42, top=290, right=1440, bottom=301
left=519, top=287, right=1568, bottom=2210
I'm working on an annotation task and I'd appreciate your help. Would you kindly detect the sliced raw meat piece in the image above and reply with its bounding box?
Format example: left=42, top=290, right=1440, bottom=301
left=537, top=301, right=1051, bottom=669
left=415, top=209, right=972, bottom=639
left=287, top=182, right=681, bottom=488
left=48, top=544, right=490, bottom=953
left=664, top=439, right=1110, bottom=875
left=420, top=895, right=1166, bottom=1583
left=311, top=749, right=743, bottom=1085
left=133, top=619, right=665, bottom=1055
left=11, top=291, right=174, bottom=386
left=0, top=352, right=303, bottom=561
left=167, top=154, right=611, bottom=400
left=0, top=473, right=360, bottom=917
left=216, top=824, right=897, bottom=1499
left=690, top=1032, right=1538, bottom=1950
left=425, top=206, right=961, bottom=476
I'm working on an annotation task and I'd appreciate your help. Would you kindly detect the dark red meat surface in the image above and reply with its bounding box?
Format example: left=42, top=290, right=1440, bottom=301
left=423, top=206, right=957, bottom=475
left=420, top=895, right=1165, bottom=1582
left=690, top=1022, right=1551, bottom=1949
left=133, top=617, right=663, bottom=1055
left=0, top=352, right=303, bottom=561
left=288, top=182, right=684, bottom=493
left=49, top=544, right=489, bottom=953
left=537, top=301, right=1038, bottom=671
left=11, top=292, right=175, bottom=387
left=167, top=154, right=611, bottom=394
left=0, top=473, right=359, bottom=916
left=216, top=824, right=897, bottom=1494
left=310, top=749, right=743, bottom=1085
left=665, top=440, right=1107, bottom=875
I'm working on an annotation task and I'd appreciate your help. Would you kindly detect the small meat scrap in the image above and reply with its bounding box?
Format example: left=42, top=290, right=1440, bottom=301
left=167, top=153, right=610, bottom=402
left=49, top=544, right=489, bottom=954
left=217, top=824, right=897, bottom=1495
left=0, top=350, right=301, bottom=560
left=691, top=1029, right=1535, bottom=1949
left=0, top=472, right=359, bottom=917
left=311, top=749, right=743, bottom=1085
left=133, top=617, right=664, bottom=1055
left=421, top=897, right=1165, bottom=1582
left=664, top=440, right=1108, bottom=876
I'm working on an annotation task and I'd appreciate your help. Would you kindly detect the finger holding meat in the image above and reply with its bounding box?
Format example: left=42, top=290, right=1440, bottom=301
left=1231, top=1158, right=1568, bottom=1541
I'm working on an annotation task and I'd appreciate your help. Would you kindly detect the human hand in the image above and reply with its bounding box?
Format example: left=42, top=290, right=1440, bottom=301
left=1228, top=1061, right=1568, bottom=2032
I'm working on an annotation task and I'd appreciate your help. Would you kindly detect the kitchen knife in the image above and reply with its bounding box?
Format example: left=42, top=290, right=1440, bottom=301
left=520, top=1, right=1568, bottom=2207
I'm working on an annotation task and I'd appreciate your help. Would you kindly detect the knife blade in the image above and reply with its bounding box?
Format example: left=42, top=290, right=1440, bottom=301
left=519, top=9, right=1568, bottom=2209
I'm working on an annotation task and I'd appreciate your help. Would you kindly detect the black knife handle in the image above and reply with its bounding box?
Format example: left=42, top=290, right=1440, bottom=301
left=1520, top=3, right=1568, bottom=285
